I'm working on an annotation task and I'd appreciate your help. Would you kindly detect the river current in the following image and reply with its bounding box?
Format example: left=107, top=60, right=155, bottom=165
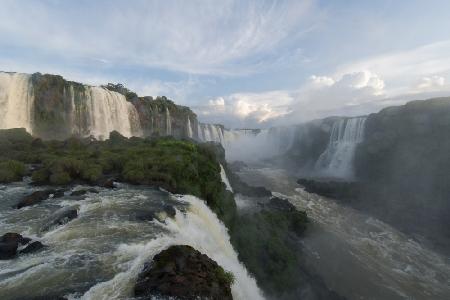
left=237, top=166, right=450, bottom=300
left=0, top=181, right=262, bottom=300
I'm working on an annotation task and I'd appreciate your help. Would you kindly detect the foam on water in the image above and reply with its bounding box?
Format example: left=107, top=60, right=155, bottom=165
left=0, top=183, right=262, bottom=300
left=80, top=195, right=264, bottom=300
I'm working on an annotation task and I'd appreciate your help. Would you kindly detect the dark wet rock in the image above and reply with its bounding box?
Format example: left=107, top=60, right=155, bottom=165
left=297, top=178, right=360, bottom=201
left=20, top=296, right=67, bottom=300
left=135, top=210, right=156, bottom=222
left=135, top=245, right=233, bottom=300
left=15, top=190, right=54, bottom=209
left=52, top=189, right=66, bottom=199
left=19, top=241, right=45, bottom=254
left=0, top=241, right=18, bottom=260
left=70, top=188, right=98, bottom=197
left=42, top=207, right=78, bottom=231
left=1, top=232, right=31, bottom=245
left=267, top=196, right=296, bottom=212
left=135, top=206, right=176, bottom=222
left=163, top=205, right=176, bottom=218
left=98, top=178, right=116, bottom=189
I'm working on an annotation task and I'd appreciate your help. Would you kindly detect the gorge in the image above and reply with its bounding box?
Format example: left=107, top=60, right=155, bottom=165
left=1, top=71, right=450, bottom=300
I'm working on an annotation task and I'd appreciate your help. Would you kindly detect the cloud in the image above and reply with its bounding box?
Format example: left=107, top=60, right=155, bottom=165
left=0, top=0, right=317, bottom=75
left=196, top=69, right=390, bottom=128
left=195, top=90, right=293, bottom=128
left=415, top=75, right=445, bottom=91
left=337, top=40, right=450, bottom=95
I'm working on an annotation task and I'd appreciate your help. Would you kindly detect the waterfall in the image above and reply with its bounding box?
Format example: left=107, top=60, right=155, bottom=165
left=0, top=72, right=34, bottom=133
left=198, top=123, right=225, bottom=144
left=81, top=195, right=264, bottom=300
left=315, top=117, right=367, bottom=179
left=220, top=164, right=233, bottom=192
left=85, top=87, right=140, bottom=140
left=165, top=107, right=172, bottom=136
left=187, top=117, right=193, bottom=138
left=197, top=124, right=204, bottom=140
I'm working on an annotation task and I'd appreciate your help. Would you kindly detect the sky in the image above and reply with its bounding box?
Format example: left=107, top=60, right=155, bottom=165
left=1, top=0, right=450, bottom=128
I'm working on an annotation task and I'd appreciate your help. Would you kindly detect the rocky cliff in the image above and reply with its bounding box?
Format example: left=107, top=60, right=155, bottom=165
left=353, top=98, right=450, bottom=251
left=0, top=71, right=198, bottom=141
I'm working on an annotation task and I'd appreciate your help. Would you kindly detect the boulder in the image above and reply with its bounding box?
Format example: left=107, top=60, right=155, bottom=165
left=70, top=188, right=98, bottom=197
left=0, top=242, right=18, bottom=260
left=1, top=232, right=31, bottom=245
left=15, top=189, right=61, bottom=209
left=267, top=196, right=296, bottom=212
left=135, top=205, right=176, bottom=222
left=19, top=241, right=45, bottom=254
left=41, top=207, right=78, bottom=231
left=97, top=178, right=116, bottom=189
left=134, top=245, right=233, bottom=300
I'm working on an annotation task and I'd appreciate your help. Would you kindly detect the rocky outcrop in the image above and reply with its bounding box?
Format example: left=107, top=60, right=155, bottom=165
left=0, top=233, right=44, bottom=259
left=41, top=207, right=78, bottom=232
left=297, top=178, right=360, bottom=202
left=15, top=189, right=63, bottom=209
left=353, top=98, right=450, bottom=252
left=134, top=245, right=233, bottom=300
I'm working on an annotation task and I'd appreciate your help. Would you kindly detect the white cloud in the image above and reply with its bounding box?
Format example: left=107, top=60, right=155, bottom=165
left=338, top=40, right=450, bottom=96
left=198, top=70, right=388, bottom=128
left=415, top=75, right=445, bottom=90
left=195, top=90, right=293, bottom=128
left=0, top=0, right=317, bottom=75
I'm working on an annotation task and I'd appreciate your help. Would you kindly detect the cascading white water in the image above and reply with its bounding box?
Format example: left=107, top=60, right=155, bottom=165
left=0, top=184, right=263, bottom=300
left=198, top=123, right=226, bottom=144
left=197, top=124, right=204, bottom=140
left=220, top=164, right=233, bottom=192
left=165, top=107, right=172, bottom=136
left=315, top=117, right=367, bottom=179
left=0, top=72, right=34, bottom=133
left=80, top=195, right=264, bottom=300
left=85, top=87, right=141, bottom=140
left=187, top=117, right=193, bottom=138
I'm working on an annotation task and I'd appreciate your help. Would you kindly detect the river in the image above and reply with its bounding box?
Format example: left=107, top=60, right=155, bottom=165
left=237, top=166, right=450, bottom=300
left=0, top=181, right=262, bottom=300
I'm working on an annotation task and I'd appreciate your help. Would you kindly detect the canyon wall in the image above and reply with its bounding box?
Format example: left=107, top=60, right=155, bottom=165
left=0, top=72, right=198, bottom=141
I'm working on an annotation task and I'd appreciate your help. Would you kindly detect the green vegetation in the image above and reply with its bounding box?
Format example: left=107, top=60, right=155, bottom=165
left=0, top=128, right=310, bottom=297
left=102, top=83, right=138, bottom=100
left=0, top=128, right=236, bottom=225
left=216, top=266, right=235, bottom=286
left=0, top=160, right=26, bottom=183
left=231, top=209, right=307, bottom=294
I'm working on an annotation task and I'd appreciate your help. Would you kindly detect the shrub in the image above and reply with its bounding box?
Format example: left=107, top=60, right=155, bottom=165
left=0, top=160, right=26, bottom=183
left=49, top=171, right=72, bottom=185
left=216, top=267, right=235, bottom=286
left=81, top=164, right=103, bottom=183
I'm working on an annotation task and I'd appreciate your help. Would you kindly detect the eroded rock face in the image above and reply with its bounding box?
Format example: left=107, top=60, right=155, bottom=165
left=134, top=245, right=233, bottom=300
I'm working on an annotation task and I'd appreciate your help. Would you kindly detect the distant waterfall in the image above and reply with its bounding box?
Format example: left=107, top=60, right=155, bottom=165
left=315, top=117, right=367, bottom=179
left=0, top=72, right=34, bottom=133
left=165, top=107, right=172, bottom=136
left=187, top=117, right=193, bottom=138
left=198, top=123, right=225, bottom=144
left=85, top=87, right=141, bottom=140
left=220, top=164, right=233, bottom=192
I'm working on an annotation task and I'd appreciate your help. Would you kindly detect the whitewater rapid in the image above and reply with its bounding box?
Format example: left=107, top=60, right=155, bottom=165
left=0, top=183, right=263, bottom=300
left=237, top=167, right=450, bottom=300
